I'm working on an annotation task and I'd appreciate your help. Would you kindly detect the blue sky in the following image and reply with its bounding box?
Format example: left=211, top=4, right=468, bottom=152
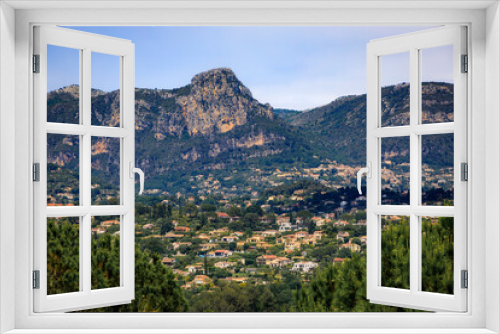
left=48, top=26, right=452, bottom=110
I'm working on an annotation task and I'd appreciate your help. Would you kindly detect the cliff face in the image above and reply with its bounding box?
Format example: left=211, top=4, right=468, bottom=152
left=48, top=68, right=296, bottom=178
left=136, top=68, right=274, bottom=139
left=180, top=68, right=273, bottom=135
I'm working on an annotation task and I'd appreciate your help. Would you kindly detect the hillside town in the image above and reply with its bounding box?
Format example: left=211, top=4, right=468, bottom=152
left=90, top=180, right=373, bottom=293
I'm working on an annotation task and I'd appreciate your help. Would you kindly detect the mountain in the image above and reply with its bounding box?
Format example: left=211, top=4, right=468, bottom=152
left=288, top=82, right=454, bottom=166
left=273, top=108, right=303, bottom=120
left=47, top=68, right=454, bottom=196
left=47, top=68, right=320, bottom=194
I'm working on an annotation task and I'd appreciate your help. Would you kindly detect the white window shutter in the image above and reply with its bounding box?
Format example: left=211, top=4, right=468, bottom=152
left=365, top=26, right=467, bottom=312
left=33, top=26, right=136, bottom=312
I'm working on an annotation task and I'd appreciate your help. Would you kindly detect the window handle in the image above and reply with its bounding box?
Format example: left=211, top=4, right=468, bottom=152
left=129, top=162, right=145, bottom=195
left=357, top=162, right=371, bottom=195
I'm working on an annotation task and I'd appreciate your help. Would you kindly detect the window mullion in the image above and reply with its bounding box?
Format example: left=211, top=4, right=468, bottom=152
left=409, top=47, right=420, bottom=294
left=82, top=48, right=92, bottom=294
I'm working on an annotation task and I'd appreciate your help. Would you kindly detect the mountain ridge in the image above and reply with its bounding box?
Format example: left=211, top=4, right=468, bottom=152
left=47, top=68, right=454, bottom=195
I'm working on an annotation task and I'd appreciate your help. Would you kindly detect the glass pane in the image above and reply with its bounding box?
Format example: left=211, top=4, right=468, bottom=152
left=422, top=134, right=454, bottom=206
left=421, top=45, right=454, bottom=124
left=381, top=215, right=410, bottom=290
left=47, top=217, right=80, bottom=295
left=91, top=215, right=121, bottom=290
left=91, top=52, right=121, bottom=127
left=91, top=137, right=120, bottom=205
left=47, top=45, right=80, bottom=124
left=421, top=216, right=454, bottom=294
left=380, top=52, right=410, bottom=127
left=381, top=137, right=410, bottom=205
left=47, top=134, right=79, bottom=206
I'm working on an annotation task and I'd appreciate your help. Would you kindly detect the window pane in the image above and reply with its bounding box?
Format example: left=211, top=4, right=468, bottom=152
left=47, top=45, right=80, bottom=124
left=47, top=134, right=79, bottom=206
left=91, top=215, right=121, bottom=290
left=421, top=216, right=454, bottom=294
left=422, top=134, right=454, bottom=206
left=91, top=52, right=121, bottom=127
left=91, top=137, right=120, bottom=205
left=381, top=137, right=410, bottom=205
left=381, top=215, right=410, bottom=290
left=47, top=217, right=80, bottom=295
left=380, top=52, right=410, bottom=127
left=421, top=45, right=454, bottom=124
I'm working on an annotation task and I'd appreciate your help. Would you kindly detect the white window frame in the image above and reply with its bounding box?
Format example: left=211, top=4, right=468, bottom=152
left=33, top=26, right=136, bottom=312
left=0, top=2, right=499, bottom=333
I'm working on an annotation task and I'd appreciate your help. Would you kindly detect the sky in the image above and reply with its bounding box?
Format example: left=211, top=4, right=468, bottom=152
left=48, top=26, right=453, bottom=110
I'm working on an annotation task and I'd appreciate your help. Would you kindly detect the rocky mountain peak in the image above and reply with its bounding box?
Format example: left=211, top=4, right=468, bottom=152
left=174, top=68, right=273, bottom=136
left=191, top=67, right=252, bottom=98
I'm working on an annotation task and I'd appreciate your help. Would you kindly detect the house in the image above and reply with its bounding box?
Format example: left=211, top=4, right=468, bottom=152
left=311, top=217, right=325, bottom=226
left=285, top=242, right=301, bottom=252
left=174, top=226, right=191, bottom=232
left=340, top=243, right=361, bottom=252
left=292, top=261, right=319, bottom=272
left=207, top=249, right=233, bottom=258
left=164, top=232, right=183, bottom=239
left=276, top=234, right=297, bottom=244
left=257, top=254, right=278, bottom=266
left=225, top=277, right=247, bottom=283
left=279, top=222, right=297, bottom=232
left=333, top=258, right=345, bottom=265
left=245, top=268, right=258, bottom=275
left=302, top=236, right=317, bottom=245
left=270, top=257, right=292, bottom=268
left=247, top=236, right=263, bottom=243
left=295, top=231, right=309, bottom=239
left=314, top=231, right=325, bottom=239
left=360, top=236, right=368, bottom=244
left=276, top=215, right=291, bottom=225
left=172, top=242, right=192, bottom=250
left=231, top=231, right=244, bottom=237
left=214, top=261, right=233, bottom=269
left=337, top=231, right=350, bottom=241
left=192, top=275, right=211, bottom=285
left=221, top=236, right=238, bottom=243
left=161, top=257, right=176, bottom=267
left=199, top=243, right=217, bottom=251
left=256, top=242, right=272, bottom=249
left=335, top=220, right=350, bottom=227
left=217, top=212, right=231, bottom=220
left=172, top=269, right=189, bottom=277
left=209, top=227, right=229, bottom=236
left=142, top=223, right=154, bottom=230
left=262, top=230, right=279, bottom=237
left=196, top=233, right=210, bottom=240
left=91, top=226, right=106, bottom=235
left=180, top=282, right=193, bottom=290
left=101, top=219, right=119, bottom=227
left=186, top=264, right=203, bottom=274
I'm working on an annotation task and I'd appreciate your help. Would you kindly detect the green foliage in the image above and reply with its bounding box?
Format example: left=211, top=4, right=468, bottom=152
left=381, top=217, right=410, bottom=289
left=46, top=222, right=187, bottom=312
left=47, top=218, right=80, bottom=294
left=422, top=217, right=454, bottom=294
left=294, top=255, right=413, bottom=312
left=189, top=280, right=294, bottom=312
